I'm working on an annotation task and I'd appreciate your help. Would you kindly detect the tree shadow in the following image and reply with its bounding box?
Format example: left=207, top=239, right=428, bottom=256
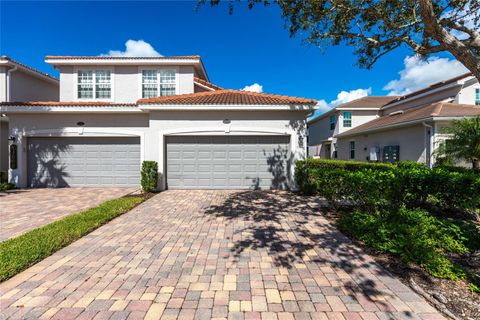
left=27, top=140, right=70, bottom=187
left=203, top=190, right=400, bottom=310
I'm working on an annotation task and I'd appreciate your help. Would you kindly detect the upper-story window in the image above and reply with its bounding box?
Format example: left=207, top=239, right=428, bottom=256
left=329, top=115, right=336, bottom=130
left=142, top=69, right=176, bottom=98
left=77, top=70, right=111, bottom=99
left=343, top=112, right=352, bottom=127
left=475, top=88, right=480, bottom=106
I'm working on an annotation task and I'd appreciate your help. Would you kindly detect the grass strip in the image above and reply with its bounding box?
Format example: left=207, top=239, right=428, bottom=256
left=0, top=195, right=144, bottom=282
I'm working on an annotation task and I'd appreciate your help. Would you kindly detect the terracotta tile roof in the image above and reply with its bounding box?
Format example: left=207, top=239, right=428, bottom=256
left=45, top=55, right=200, bottom=60
left=383, top=72, right=473, bottom=107
left=337, top=96, right=399, bottom=109
left=0, top=56, right=58, bottom=81
left=193, top=77, right=223, bottom=90
left=339, top=102, right=480, bottom=136
left=137, top=90, right=317, bottom=105
left=1, top=101, right=136, bottom=106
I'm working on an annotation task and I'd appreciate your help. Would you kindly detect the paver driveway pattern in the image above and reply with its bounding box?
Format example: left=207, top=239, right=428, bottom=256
left=0, top=188, right=138, bottom=241
left=0, top=190, right=445, bottom=320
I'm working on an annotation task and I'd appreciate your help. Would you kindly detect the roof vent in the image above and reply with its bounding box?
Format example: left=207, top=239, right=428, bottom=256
left=389, top=110, right=404, bottom=116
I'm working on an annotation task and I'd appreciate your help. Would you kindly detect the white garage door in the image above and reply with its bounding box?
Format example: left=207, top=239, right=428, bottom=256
left=27, top=137, right=140, bottom=187
left=166, top=135, right=291, bottom=189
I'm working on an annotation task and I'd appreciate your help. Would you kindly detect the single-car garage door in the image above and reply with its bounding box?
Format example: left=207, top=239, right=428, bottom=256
left=166, top=135, right=291, bottom=189
left=28, top=137, right=140, bottom=187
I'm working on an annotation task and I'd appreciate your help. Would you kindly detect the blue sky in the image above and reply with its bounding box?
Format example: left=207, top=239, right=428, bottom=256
left=0, top=1, right=468, bottom=116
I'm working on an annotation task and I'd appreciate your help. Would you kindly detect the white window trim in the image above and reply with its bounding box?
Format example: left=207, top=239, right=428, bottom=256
left=137, top=66, right=179, bottom=100
left=343, top=111, right=352, bottom=128
left=74, top=67, right=114, bottom=102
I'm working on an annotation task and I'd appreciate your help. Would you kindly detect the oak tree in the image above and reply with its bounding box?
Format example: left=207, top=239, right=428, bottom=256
left=201, top=0, right=480, bottom=81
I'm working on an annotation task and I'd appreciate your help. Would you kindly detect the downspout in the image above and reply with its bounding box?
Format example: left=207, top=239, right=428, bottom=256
left=422, top=122, right=433, bottom=168
left=6, top=65, right=18, bottom=102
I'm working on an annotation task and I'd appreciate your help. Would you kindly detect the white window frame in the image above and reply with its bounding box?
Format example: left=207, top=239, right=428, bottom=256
left=343, top=111, right=352, bottom=128
left=74, top=67, right=114, bottom=102
left=138, top=67, right=179, bottom=99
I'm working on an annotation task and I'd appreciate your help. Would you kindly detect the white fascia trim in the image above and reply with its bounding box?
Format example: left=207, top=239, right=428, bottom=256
left=193, top=81, right=215, bottom=91
left=336, top=117, right=434, bottom=138
left=2, top=106, right=143, bottom=113
left=0, top=60, right=59, bottom=84
left=45, top=58, right=199, bottom=66
left=138, top=104, right=316, bottom=111
left=382, top=82, right=462, bottom=110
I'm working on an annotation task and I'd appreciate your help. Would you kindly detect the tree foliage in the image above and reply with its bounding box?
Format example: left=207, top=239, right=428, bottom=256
left=437, top=116, right=480, bottom=169
left=201, top=0, right=480, bottom=81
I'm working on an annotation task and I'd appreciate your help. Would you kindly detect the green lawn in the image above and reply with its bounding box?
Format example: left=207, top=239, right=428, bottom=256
left=0, top=195, right=144, bottom=282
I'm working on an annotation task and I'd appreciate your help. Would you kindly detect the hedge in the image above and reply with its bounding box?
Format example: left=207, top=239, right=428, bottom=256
left=295, top=159, right=480, bottom=213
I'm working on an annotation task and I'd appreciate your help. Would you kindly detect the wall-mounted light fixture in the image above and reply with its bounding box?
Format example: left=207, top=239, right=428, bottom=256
left=76, top=121, right=85, bottom=126
left=223, top=119, right=231, bottom=124
left=8, top=135, right=16, bottom=142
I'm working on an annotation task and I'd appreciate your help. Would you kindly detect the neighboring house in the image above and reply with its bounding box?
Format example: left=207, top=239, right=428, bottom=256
left=332, top=73, right=480, bottom=166
left=307, top=96, right=397, bottom=159
left=0, top=56, right=59, bottom=175
left=2, top=55, right=316, bottom=190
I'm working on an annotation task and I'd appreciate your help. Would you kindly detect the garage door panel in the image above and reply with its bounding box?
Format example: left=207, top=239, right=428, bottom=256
left=28, top=137, right=140, bottom=187
left=166, top=135, right=290, bottom=190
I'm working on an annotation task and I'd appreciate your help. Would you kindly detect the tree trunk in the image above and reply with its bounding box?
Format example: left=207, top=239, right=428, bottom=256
left=417, top=0, right=480, bottom=82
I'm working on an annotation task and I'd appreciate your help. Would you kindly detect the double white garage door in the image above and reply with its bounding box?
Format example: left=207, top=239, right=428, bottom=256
left=27, top=135, right=291, bottom=189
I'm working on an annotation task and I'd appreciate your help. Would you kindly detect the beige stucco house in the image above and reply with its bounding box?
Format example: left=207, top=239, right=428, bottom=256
left=307, top=96, right=397, bottom=159
left=309, top=73, right=480, bottom=167
left=2, top=55, right=316, bottom=190
left=0, top=56, right=59, bottom=175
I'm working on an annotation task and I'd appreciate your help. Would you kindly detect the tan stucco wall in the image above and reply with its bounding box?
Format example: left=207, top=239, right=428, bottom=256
left=308, top=109, right=379, bottom=158
left=456, top=78, right=480, bottom=105
left=9, top=70, right=59, bottom=102
left=337, top=125, right=427, bottom=163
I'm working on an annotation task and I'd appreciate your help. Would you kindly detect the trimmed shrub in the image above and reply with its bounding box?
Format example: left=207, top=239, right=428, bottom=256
left=141, top=161, right=158, bottom=192
left=296, top=159, right=480, bottom=213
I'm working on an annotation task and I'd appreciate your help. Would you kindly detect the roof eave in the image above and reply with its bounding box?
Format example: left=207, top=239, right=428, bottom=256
left=0, top=59, right=59, bottom=84
left=336, top=117, right=434, bottom=138
left=138, top=104, right=317, bottom=111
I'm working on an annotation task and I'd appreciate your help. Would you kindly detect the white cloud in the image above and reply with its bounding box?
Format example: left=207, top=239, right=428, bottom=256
left=101, top=40, right=162, bottom=57
left=242, top=83, right=263, bottom=93
left=309, top=87, right=371, bottom=120
left=330, top=88, right=372, bottom=106
left=383, top=55, right=468, bottom=96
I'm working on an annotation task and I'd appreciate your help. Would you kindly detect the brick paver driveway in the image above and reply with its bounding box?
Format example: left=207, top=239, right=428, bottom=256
left=0, top=188, right=138, bottom=241
left=0, top=190, right=444, bottom=320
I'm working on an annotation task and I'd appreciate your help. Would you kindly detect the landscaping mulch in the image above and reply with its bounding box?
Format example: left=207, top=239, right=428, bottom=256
left=325, top=210, right=480, bottom=320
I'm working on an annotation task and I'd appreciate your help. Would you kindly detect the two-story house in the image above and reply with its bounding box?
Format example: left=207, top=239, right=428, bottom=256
left=307, top=96, right=397, bottom=159
left=334, top=73, right=480, bottom=166
left=2, top=55, right=316, bottom=190
left=0, top=56, right=59, bottom=175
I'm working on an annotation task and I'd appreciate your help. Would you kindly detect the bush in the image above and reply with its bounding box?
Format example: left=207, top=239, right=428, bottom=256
left=0, top=182, right=14, bottom=192
left=0, top=171, right=6, bottom=183
left=141, top=161, right=158, bottom=192
left=296, top=159, right=480, bottom=213
left=338, top=207, right=469, bottom=280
